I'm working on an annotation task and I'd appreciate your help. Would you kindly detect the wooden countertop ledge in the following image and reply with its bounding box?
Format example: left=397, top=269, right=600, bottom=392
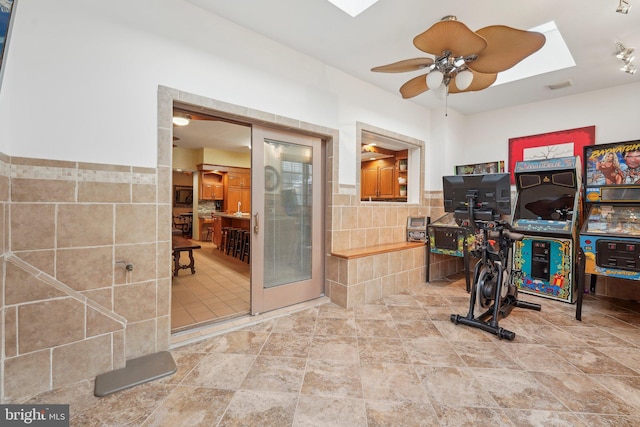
left=331, top=241, right=424, bottom=260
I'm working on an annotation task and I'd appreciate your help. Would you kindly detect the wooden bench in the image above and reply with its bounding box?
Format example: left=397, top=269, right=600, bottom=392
left=331, top=241, right=425, bottom=259
left=172, top=236, right=202, bottom=276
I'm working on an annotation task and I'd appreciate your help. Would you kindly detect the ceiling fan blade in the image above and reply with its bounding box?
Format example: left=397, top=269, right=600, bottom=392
left=399, top=74, right=429, bottom=98
left=471, top=26, right=546, bottom=74
left=371, top=58, right=434, bottom=73
left=413, top=20, right=487, bottom=57
left=448, top=69, right=497, bottom=93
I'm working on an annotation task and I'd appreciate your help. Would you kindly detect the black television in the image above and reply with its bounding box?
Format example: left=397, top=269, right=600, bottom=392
left=443, top=173, right=512, bottom=222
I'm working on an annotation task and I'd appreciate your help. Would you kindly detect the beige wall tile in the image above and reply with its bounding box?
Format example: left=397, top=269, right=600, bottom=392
left=156, top=315, right=170, bottom=351
left=340, top=207, right=358, bottom=230
left=380, top=275, right=396, bottom=297
left=364, top=278, right=382, bottom=304
left=385, top=207, right=397, bottom=227
left=350, top=229, right=366, bottom=250
left=356, top=257, right=374, bottom=283
left=4, top=306, right=17, bottom=357
left=5, top=262, right=66, bottom=305
left=11, top=204, right=56, bottom=251
left=133, top=184, right=156, bottom=204
left=373, top=253, right=389, bottom=278
left=52, top=334, right=112, bottom=388
left=57, top=204, right=114, bottom=248
left=13, top=250, right=55, bottom=276
left=18, top=298, right=85, bottom=353
left=157, top=278, right=171, bottom=317
left=114, top=243, right=157, bottom=284
left=157, top=166, right=172, bottom=205
left=364, top=228, right=380, bottom=247
left=358, top=206, right=372, bottom=228
left=329, top=283, right=347, bottom=308
left=78, top=182, right=131, bottom=203
left=157, top=241, right=172, bottom=279
left=113, top=330, right=126, bottom=369
left=348, top=283, right=365, bottom=308
left=116, top=204, right=157, bottom=244
left=331, top=230, right=351, bottom=252
left=114, top=281, right=158, bottom=322
left=82, top=288, right=113, bottom=311
left=11, top=178, right=76, bottom=203
left=3, top=350, right=51, bottom=401
left=0, top=174, right=10, bottom=202
left=57, top=247, right=113, bottom=291
left=87, top=306, right=124, bottom=337
left=125, top=319, right=157, bottom=359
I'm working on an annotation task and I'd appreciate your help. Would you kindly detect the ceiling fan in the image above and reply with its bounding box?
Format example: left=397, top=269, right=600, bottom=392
left=371, top=16, right=546, bottom=99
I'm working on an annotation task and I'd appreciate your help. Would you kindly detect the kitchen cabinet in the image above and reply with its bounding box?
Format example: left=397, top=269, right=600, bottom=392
left=224, top=169, right=251, bottom=213
left=361, top=160, right=397, bottom=199
left=200, top=172, right=223, bottom=200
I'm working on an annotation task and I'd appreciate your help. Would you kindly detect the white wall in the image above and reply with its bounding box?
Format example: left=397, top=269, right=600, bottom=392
left=432, top=82, right=640, bottom=190
left=0, top=0, right=430, bottom=191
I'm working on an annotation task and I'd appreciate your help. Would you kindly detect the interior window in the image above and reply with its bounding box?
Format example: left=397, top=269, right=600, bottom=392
left=359, top=126, right=422, bottom=203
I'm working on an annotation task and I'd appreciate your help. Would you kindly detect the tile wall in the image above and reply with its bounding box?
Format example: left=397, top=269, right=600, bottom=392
left=1, top=155, right=171, bottom=402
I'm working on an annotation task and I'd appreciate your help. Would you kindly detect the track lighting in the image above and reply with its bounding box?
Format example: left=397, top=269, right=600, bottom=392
left=615, top=42, right=637, bottom=74
left=617, top=0, right=632, bottom=13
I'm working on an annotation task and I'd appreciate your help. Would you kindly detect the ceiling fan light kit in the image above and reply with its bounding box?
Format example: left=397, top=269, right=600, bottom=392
left=372, top=15, right=546, bottom=100
left=617, top=0, right=632, bottom=14
left=615, top=41, right=637, bottom=74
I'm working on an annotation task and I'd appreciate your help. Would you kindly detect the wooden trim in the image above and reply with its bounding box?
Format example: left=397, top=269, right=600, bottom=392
left=331, top=241, right=424, bottom=259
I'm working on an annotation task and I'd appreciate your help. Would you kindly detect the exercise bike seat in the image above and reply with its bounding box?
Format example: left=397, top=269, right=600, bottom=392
left=504, top=230, right=524, bottom=242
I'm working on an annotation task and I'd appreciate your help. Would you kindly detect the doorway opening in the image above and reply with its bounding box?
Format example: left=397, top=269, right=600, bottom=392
left=170, top=108, right=252, bottom=333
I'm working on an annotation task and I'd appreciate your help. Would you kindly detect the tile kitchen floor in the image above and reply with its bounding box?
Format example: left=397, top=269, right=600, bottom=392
left=171, top=240, right=250, bottom=333
left=25, top=274, right=640, bottom=426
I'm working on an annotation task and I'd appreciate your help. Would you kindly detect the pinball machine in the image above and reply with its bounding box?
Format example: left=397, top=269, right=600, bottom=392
left=510, top=156, right=583, bottom=303
left=580, top=139, right=640, bottom=293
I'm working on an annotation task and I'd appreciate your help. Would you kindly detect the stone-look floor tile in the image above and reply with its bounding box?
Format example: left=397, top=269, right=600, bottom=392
left=513, top=324, right=589, bottom=346
left=173, top=335, right=222, bottom=353
left=548, top=345, right=640, bottom=375
left=600, top=347, right=640, bottom=374
left=158, top=351, right=207, bottom=385
left=365, top=400, right=440, bottom=427
left=141, top=386, right=233, bottom=427
left=23, top=379, right=99, bottom=418
left=383, top=294, right=421, bottom=307
left=317, top=303, right=354, bottom=319
left=218, top=390, right=297, bottom=427
left=314, top=317, right=357, bottom=336
left=594, top=375, right=640, bottom=412
left=71, top=383, right=172, bottom=426
left=240, top=355, right=306, bottom=393
left=472, top=369, right=569, bottom=412
left=272, top=315, right=317, bottom=335
left=294, top=395, right=366, bottom=427
left=501, top=343, right=581, bottom=373
left=208, top=330, right=270, bottom=354
left=605, top=327, right=640, bottom=347
left=360, top=362, right=428, bottom=403
left=503, top=409, right=587, bottom=426
left=387, top=305, right=428, bottom=320
left=307, top=335, right=359, bottom=362
left=394, top=318, right=442, bottom=339
left=432, top=320, right=494, bottom=342
left=578, top=413, right=640, bottom=426
left=181, top=353, right=255, bottom=390
left=301, top=359, right=362, bottom=398
left=355, top=319, right=399, bottom=338
left=431, top=404, right=514, bottom=426
left=260, top=333, right=313, bottom=358
left=359, top=337, right=410, bottom=364
left=559, top=325, right=635, bottom=347
left=451, top=341, right=521, bottom=369
left=352, top=304, right=392, bottom=320
left=412, top=294, right=451, bottom=308
left=532, top=371, right=640, bottom=416
left=403, top=337, right=464, bottom=368
left=414, top=366, right=498, bottom=408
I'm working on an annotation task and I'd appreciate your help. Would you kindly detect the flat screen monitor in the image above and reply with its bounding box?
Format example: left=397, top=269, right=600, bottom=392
left=442, top=173, right=511, bottom=221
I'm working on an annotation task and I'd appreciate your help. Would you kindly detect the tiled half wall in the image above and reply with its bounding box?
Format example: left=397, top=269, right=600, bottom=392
left=1, top=155, right=171, bottom=402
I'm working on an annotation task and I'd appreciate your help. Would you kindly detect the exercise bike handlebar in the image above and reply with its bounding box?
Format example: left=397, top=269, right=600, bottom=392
left=461, top=199, right=523, bottom=242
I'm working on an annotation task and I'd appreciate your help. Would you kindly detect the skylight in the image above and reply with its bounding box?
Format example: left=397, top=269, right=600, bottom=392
left=493, top=21, right=576, bottom=86
left=327, top=0, right=380, bottom=17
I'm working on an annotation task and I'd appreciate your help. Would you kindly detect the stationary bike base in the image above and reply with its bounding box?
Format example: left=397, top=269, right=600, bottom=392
left=450, top=297, right=541, bottom=340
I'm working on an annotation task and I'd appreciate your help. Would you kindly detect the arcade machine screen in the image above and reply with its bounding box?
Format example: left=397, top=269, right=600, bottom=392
left=510, top=156, right=582, bottom=303
left=581, top=140, right=640, bottom=282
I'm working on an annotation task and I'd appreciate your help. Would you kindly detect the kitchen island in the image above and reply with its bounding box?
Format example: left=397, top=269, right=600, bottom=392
left=211, top=212, right=251, bottom=248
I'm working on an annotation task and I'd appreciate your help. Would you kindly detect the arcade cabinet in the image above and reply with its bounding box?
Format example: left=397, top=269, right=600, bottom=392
left=580, top=140, right=640, bottom=293
left=510, top=156, right=582, bottom=303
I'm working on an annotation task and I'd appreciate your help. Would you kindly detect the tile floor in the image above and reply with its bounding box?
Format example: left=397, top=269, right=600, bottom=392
left=171, top=241, right=250, bottom=332
left=24, top=273, right=640, bottom=426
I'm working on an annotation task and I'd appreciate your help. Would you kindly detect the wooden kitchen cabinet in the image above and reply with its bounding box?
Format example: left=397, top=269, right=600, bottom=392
left=224, top=168, right=251, bottom=212
left=361, top=160, right=397, bottom=200
left=200, top=172, right=223, bottom=200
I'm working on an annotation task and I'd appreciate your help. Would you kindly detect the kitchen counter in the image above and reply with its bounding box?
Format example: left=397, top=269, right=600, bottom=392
left=213, top=212, right=251, bottom=220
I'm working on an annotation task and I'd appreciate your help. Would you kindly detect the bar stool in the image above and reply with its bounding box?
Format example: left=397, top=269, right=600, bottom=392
left=219, top=227, right=230, bottom=251
left=240, top=231, right=250, bottom=263
left=233, top=229, right=244, bottom=258
left=226, top=228, right=239, bottom=255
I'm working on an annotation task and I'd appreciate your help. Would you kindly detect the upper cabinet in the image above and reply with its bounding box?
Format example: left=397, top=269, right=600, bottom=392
left=360, top=149, right=408, bottom=201
left=200, top=171, right=223, bottom=200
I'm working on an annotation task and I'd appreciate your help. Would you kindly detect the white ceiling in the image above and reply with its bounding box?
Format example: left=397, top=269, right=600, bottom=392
left=175, top=0, right=640, bottom=150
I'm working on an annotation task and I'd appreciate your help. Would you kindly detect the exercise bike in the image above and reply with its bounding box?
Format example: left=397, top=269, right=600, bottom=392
left=450, top=198, right=541, bottom=340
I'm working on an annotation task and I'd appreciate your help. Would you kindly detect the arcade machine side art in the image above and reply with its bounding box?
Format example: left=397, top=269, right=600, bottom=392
left=580, top=140, right=640, bottom=297
left=510, top=156, right=583, bottom=304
